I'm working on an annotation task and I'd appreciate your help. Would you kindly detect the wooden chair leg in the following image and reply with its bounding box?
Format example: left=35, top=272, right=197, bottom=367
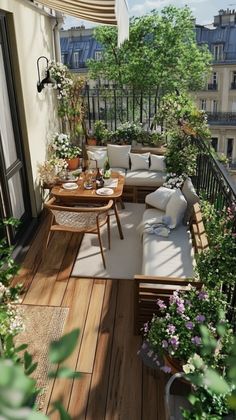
left=45, top=229, right=52, bottom=248
left=97, top=225, right=106, bottom=269
left=107, top=215, right=111, bottom=250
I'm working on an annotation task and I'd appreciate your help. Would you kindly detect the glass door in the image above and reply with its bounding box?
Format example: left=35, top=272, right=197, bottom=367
left=0, top=13, right=31, bottom=245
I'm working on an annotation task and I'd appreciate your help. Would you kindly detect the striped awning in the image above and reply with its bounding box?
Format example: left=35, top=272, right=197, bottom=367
left=37, top=0, right=129, bottom=45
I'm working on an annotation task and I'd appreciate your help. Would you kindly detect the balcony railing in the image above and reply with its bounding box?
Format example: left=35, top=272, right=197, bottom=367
left=208, top=83, right=217, bottom=90
left=206, top=112, right=236, bottom=125
left=193, top=138, right=236, bottom=325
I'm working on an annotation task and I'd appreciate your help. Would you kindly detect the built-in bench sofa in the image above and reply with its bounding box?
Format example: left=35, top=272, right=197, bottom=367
left=86, top=144, right=167, bottom=202
left=134, top=202, right=209, bottom=334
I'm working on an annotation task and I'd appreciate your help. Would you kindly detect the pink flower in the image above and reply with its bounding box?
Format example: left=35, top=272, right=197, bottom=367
left=167, top=324, right=176, bottom=334
left=157, top=299, right=167, bottom=310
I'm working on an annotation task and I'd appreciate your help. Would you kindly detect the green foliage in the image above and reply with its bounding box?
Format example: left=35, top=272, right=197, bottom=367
left=165, top=132, right=198, bottom=175
left=49, top=328, right=80, bottom=364
left=92, top=120, right=111, bottom=145
left=88, top=6, right=211, bottom=92
left=182, top=324, right=236, bottom=419
left=196, top=201, right=236, bottom=287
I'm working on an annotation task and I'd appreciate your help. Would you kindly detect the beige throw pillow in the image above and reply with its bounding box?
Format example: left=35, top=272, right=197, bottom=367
left=150, top=155, right=166, bottom=172
left=130, top=153, right=150, bottom=171
left=87, top=149, right=108, bottom=169
left=165, top=189, right=187, bottom=228
left=145, top=187, right=175, bottom=211
left=107, top=144, right=131, bottom=169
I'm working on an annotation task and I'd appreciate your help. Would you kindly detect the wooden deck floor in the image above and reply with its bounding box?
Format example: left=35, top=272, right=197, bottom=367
left=12, top=215, right=167, bottom=420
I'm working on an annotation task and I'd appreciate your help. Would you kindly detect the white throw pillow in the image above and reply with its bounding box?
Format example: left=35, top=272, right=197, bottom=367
left=107, top=144, right=131, bottom=169
left=150, top=155, right=166, bottom=172
left=165, top=189, right=187, bottom=229
left=130, top=153, right=150, bottom=171
left=182, top=178, right=200, bottom=224
left=145, top=187, right=175, bottom=211
left=87, top=149, right=108, bottom=169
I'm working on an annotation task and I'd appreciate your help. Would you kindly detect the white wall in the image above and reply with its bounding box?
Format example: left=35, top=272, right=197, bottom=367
left=0, top=0, right=59, bottom=215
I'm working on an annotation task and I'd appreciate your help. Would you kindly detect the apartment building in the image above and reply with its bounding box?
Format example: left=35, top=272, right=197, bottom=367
left=195, top=9, right=236, bottom=171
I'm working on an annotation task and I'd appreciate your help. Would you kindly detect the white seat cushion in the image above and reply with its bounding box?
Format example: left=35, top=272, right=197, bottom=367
left=107, top=144, right=131, bottom=169
left=130, top=152, right=150, bottom=170
left=110, top=167, right=126, bottom=176
left=150, top=154, right=166, bottom=172
left=145, top=187, right=175, bottom=211
left=165, top=189, right=187, bottom=229
left=141, top=209, right=194, bottom=277
left=125, top=170, right=166, bottom=187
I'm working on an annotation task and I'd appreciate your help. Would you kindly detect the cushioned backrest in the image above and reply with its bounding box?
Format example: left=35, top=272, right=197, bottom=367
left=165, top=189, right=187, bottom=229
left=130, top=152, right=150, bottom=170
left=107, top=144, right=131, bottom=169
left=149, top=154, right=166, bottom=172
left=145, top=186, right=175, bottom=211
left=182, top=178, right=200, bottom=224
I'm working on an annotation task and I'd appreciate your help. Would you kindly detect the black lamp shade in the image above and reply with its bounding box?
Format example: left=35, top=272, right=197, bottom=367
left=37, top=56, right=56, bottom=93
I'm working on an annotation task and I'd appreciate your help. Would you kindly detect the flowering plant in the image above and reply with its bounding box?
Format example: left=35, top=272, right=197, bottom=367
left=49, top=61, right=73, bottom=99
left=144, top=286, right=232, bottom=371
left=163, top=172, right=187, bottom=189
left=37, top=157, right=68, bottom=185
left=50, top=133, right=82, bottom=159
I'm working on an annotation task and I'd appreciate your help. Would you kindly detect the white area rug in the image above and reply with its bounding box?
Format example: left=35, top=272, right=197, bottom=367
left=72, top=202, right=145, bottom=279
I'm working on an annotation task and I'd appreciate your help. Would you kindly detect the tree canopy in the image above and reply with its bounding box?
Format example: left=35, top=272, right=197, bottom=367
left=88, top=6, right=212, bottom=93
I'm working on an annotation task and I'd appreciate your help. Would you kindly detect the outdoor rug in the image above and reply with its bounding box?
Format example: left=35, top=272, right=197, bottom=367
left=72, top=202, right=145, bottom=279
left=15, top=305, right=69, bottom=411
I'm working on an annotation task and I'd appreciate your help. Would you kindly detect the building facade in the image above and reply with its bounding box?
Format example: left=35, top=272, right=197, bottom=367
left=195, top=9, right=236, bottom=173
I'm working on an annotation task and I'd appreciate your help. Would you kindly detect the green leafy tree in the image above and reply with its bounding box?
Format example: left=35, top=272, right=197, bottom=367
left=88, top=6, right=211, bottom=92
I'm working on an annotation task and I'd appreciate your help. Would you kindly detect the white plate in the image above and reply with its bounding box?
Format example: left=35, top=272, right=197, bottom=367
left=62, top=182, right=78, bottom=190
left=96, top=187, right=114, bottom=196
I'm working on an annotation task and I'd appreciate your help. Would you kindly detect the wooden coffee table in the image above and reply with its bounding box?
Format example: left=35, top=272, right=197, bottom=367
left=51, top=172, right=125, bottom=239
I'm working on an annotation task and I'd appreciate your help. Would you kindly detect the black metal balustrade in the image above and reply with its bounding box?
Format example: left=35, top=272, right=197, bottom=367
left=193, top=138, right=236, bottom=326
left=206, top=112, right=236, bottom=125
left=208, top=83, right=217, bottom=90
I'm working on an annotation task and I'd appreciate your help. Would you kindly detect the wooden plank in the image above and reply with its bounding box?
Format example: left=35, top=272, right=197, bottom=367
left=68, top=373, right=92, bottom=420
left=86, top=279, right=118, bottom=419
left=23, top=232, right=74, bottom=305
left=11, top=214, right=51, bottom=302
left=47, top=277, right=94, bottom=417
left=77, top=279, right=106, bottom=373
left=105, top=279, right=142, bottom=420
left=142, top=365, right=166, bottom=420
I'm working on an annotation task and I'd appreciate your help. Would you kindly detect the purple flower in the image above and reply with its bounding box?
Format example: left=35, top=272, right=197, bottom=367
left=167, top=324, right=176, bottom=334
left=169, top=291, right=179, bottom=304
left=198, top=290, right=208, bottom=300
left=162, top=340, right=168, bottom=349
left=169, top=336, right=179, bottom=349
left=157, top=299, right=167, bottom=310
left=195, top=314, right=205, bottom=323
left=177, top=303, right=185, bottom=314
left=161, top=365, right=172, bottom=373
left=185, top=321, right=194, bottom=330
left=143, top=322, right=149, bottom=333
left=191, top=336, right=202, bottom=346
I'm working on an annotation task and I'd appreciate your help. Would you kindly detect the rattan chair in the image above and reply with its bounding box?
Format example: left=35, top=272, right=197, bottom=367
left=44, top=197, right=113, bottom=268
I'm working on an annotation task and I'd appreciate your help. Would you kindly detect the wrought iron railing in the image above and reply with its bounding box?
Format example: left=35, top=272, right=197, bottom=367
left=193, top=138, right=236, bottom=326
left=206, top=112, right=236, bottom=125
left=208, top=83, right=217, bottom=90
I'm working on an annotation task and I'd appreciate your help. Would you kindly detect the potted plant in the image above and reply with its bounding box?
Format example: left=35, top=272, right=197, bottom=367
left=142, top=285, right=232, bottom=373
left=113, top=122, right=142, bottom=145
left=37, top=157, right=68, bottom=187
left=50, top=133, right=82, bottom=170
left=87, top=120, right=111, bottom=146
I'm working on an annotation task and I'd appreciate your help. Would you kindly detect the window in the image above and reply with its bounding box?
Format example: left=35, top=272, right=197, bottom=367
left=212, top=100, right=218, bottom=113
left=212, top=72, right=217, bottom=84
left=211, top=137, right=218, bottom=152
left=232, top=71, right=236, bottom=89
left=95, top=51, right=102, bottom=61
left=226, top=138, right=234, bottom=161
left=213, top=44, right=224, bottom=61
left=200, top=99, right=207, bottom=111
left=73, top=51, right=80, bottom=68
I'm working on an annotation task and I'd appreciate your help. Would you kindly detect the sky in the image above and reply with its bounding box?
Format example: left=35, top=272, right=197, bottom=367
left=63, top=0, right=236, bottom=29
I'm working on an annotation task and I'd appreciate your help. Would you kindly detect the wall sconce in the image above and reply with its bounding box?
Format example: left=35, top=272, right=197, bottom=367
left=37, top=56, right=55, bottom=93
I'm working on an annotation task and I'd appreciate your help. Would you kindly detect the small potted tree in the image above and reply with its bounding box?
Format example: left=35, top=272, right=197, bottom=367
left=50, top=133, right=82, bottom=170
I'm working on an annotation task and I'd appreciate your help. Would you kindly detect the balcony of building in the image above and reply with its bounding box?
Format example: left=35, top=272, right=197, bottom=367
left=206, top=111, right=236, bottom=125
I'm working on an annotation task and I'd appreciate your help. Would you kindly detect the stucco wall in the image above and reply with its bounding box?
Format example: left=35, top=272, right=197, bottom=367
left=0, top=0, right=59, bottom=215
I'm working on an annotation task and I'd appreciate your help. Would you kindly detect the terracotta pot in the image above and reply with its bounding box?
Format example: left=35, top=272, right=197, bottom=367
left=66, top=157, right=80, bottom=171
left=87, top=137, right=97, bottom=146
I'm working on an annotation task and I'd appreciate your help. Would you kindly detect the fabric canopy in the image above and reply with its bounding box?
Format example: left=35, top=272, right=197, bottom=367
left=37, top=0, right=129, bottom=45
